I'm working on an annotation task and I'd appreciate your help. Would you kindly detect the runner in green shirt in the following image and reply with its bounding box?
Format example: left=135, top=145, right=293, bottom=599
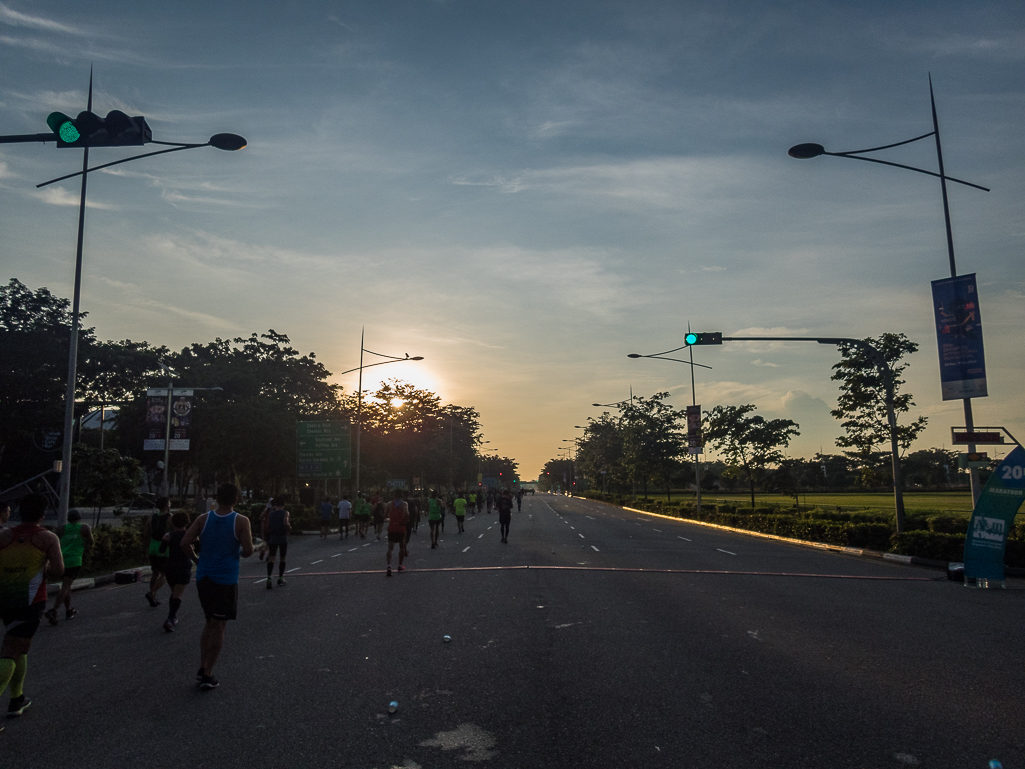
left=45, top=509, right=92, bottom=625
left=453, top=493, right=467, bottom=534
left=427, top=490, right=444, bottom=549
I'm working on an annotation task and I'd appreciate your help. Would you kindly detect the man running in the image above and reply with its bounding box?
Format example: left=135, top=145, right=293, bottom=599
left=353, top=493, right=371, bottom=539
left=142, top=497, right=172, bottom=608
left=453, top=492, right=467, bottom=534
left=427, top=490, right=443, bottom=549
left=161, top=512, right=196, bottom=632
left=0, top=494, right=64, bottom=723
left=181, top=483, right=254, bottom=691
left=261, top=498, right=291, bottom=588
left=497, top=489, right=514, bottom=543
left=45, top=509, right=93, bottom=625
left=337, top=495, right=352, bottom=540
left=371, top=495, right=385, bottom=541
left=384, top=489, right=409, bottom=577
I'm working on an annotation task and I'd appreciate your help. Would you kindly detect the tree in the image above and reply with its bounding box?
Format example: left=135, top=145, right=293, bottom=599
left=830, top=333, right=927, bottom=479
left=576, top=413, right=627, bottom=494
left=703, top=404, right=800, bottom=507
left=71, top=444, right=143, bottom=526
left=539, top=458, right=575, bottom=493
left=621, top=393, right=685, bottom=501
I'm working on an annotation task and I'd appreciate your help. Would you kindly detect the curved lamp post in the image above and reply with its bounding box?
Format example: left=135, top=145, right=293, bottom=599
left=337, top=328, right=423, bottom=496
left=789, top=75, right=989, bottom=502
left=9, top=74, right=248, bottom=526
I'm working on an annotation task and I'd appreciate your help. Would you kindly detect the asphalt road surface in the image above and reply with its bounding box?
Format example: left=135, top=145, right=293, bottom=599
left=3, top=495, right=1022, bottom=769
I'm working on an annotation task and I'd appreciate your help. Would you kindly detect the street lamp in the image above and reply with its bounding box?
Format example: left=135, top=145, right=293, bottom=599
left=628, top=330, right=714, bottom=512
left=337, top=328, right=423, bottom=496
left=789, top=75, right=990, bottom=502
left=1, top=72, right=246, bottom=526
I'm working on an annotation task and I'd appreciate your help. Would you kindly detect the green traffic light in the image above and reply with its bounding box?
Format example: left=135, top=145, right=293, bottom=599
left=685, top=333, right=698, bottom=345
left=58, top=121, right=80, bottom=143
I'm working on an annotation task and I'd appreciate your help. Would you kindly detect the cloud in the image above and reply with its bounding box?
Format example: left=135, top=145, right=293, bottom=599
left=30, top=186, right=117, bottom=209
left=0, top=2, right=87, bottom=35
left=751, top=359, right=779, bottom=368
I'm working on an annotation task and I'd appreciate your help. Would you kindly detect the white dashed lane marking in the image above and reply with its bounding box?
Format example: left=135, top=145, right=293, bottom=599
left=717, top=549, right=737, bottom=556
left=332, top=553, right=343, bottom=557
left=462, top=546, right=471, bottom=553
left=311, top=560, right=323, bottom=564
left=478, top=534, right=484, bottom=539
left=653, top=529, right=662, bottom=533
left=348, top=547, right=359, bottom=552
left=578, top=533, right=585, bottom=539
left=678, top=536, right=691, bottom=542
left=286, top=567, right=301, bottom=573
left=591, top=545, right=600, bottom=552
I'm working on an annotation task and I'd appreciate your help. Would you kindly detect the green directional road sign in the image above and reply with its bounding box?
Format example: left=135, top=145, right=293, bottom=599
left=297, top=420, right=351, bottom=479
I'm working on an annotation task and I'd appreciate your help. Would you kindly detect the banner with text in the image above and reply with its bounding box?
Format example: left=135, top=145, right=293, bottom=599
left=931, top=273, right=988, bottom=400
left=143, top=388, right=193, bottom=451
left=297, top=420, right=351, bottom=479
left=963, top=445, right=1025, bottom=583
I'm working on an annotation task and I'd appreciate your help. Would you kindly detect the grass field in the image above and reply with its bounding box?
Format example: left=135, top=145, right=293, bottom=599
left=663, top=492, right=975, bottom=516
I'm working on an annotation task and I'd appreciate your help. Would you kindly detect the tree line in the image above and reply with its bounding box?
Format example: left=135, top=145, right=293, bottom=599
left=538, top=333, right=973, bottom=504
left=0, top=278, right=517, bottom=503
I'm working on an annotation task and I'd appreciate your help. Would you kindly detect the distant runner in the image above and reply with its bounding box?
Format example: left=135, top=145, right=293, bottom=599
left=319, top=498, right=333, bottom=538
left=262, top=498, right=291, bottom=588
left=497, top=489, right=514, bottom=543
left=161, top=512, right=196, bottom=632
left=337, top=495, right=352, bottom=540
left=353, top=493, right=371, bottom=539
left=0, top=494, right=64, bottom=723
left=427, top=490, right=443, bottom=549
left=143, top=498, right=173, bottom=608
left=45, top=509, right=93, bottom=625
left=385, top=490, right=409, bottom=577
left=453, top=492, right=467, bottom=534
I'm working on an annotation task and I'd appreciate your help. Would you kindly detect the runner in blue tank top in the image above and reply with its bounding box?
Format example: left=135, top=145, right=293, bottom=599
left=181, top=483, right=254, bottom=691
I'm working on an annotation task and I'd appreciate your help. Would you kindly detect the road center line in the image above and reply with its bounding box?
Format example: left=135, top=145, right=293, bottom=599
left=311, top=559, right=323, bottom=564
left=678, top=536, right=691, bottom=542
left=578, top=533, right=585, bottom=539
left=462, top=546, right=471, bottom=553
left=717, top=549, right=737, bottom=556
left=653, top=529, right=662, bottom=533
left=591, top=545, right=599, bottom=552
left=286, top=567, right=301, bottom=573
left=348, top=547, right=359, bottom=552
left=478, top=534, right=484, bottom=539
left=332, top=553, right=343, bottom=557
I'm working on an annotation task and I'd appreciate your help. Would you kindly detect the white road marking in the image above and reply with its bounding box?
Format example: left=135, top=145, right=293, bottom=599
left=586, top=516, right=594, bottom=520
left=253, top=576, right=269, bottom=583
left=578, top=533, right=585, bottom=539
left=570, top=526, right=575, bottom=529
left=332, top=553, right=343, bottom=557
left=462, top=546, right=471, bottom=553
left=678, top=536, right=691, bottom=542
left=591, top=545, right=599, bottom=552
left=311, top=559, right=323, bottom=564
left=653, top=529, right=662, bottom=533
left=286, top=567, right=301, bottom=573
left=478, top=534, right=484, bottom=539
left=716, top=549, right=737, bottom=556
left=349, top=547, right=359, bottom=552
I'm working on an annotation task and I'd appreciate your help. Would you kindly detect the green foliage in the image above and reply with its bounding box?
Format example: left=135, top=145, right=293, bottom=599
left=889, top=531, right=965, bottom=562
left=72, top=444, right=143, bottom=511
left=85, top=520, right=144, bottom=574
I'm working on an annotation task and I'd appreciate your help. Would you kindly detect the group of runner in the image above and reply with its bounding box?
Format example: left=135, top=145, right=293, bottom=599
left=0, top=482, right=524, bottom=716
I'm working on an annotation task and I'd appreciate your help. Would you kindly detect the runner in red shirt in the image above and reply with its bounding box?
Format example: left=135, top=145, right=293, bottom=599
left=384, top=489, right=409, bottom=577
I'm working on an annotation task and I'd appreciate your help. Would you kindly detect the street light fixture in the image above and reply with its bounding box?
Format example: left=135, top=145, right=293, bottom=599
left=3, top=72, right=248, bottom=527
left=789, top=75, right=990, bottom=502
left=337, top=328, right=423, bottom=496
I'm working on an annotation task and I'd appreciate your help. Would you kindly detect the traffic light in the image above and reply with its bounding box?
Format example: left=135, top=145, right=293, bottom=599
left=46, top=110, right=151, bottom=148
left=684, top=332, right=722, bottom=346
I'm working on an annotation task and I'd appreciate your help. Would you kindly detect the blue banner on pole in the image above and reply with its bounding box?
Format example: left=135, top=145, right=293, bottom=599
left=963, top=446, right=1025, bottom=583
left=931, top=273, right=988, bottom=400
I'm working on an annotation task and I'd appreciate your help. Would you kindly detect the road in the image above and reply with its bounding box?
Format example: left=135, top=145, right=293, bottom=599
left=3, top=494, right=1022, bottom=768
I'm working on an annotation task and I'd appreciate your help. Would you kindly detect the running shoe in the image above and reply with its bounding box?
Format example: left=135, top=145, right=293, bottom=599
left=398, top=565, right=405, bottom=572
left=44, top=608, right=58, bottom=626
left=196, top=667, right=206, bottom=682
left=65, top=608, right=78, bottom=620
left=386, top=567, right=392, bottom=577
left=145, top=592, right=160, bottom=608
left=266, top=578, right=273, bottom=590
left=277, top=577, right=286, bottom=586
left=199, top=675, right=219, bottom=691
left=163, top=619, right=175, bottom=633
left=7, top=695, right=30, bottom=717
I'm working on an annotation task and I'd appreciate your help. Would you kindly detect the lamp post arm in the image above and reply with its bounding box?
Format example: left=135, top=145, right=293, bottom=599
left=823, top=152, right=989, bottom=192
left=337, top=357, right=419, bottom=376
left=36, top=143, right=206, bottom=188
left=635, top=355, right=713, bottom=370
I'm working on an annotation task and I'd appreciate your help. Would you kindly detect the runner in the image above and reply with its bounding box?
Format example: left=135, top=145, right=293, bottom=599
left=404, top=495, right=419, bottom=553
left=181, top=483, right=254, bottom=691
left=486, top=489, right=495, bottom=515
left=453, top=492, right=467, bottom=534
left=161, top=512, right=196, bottom=632
left=353, top=493, right=371, bottom=539
left=0, top=494, right=64, bottom=724
left=44, top=509, right=93, bottom=625
left=384, top=489, right=409, bottom=577
left=516, top=489, right=523, bottom=512
left=261, top=498, right=291, bottom=588
left=497, top=489, right=514, bottom=543
left=475, top=491, right=484, bottom=515
left=337, top=495, right=352, bottom=540
left=468, top=492, right=476, bottom=518
left=318, top=498, right=333, bottom=538
left=427, top=490, right=443, bottom=549
left=142, top=497, right=172, bottom=608
left=371, top=495, right=385, bottom=541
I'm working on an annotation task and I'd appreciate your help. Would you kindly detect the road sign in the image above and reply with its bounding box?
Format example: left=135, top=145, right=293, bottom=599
left=958, top=453, right=990, bottom=470
left=686, top=404, right=703, bottom=454
left=931, top=273, right=988, bottom=400
left=952, top=431, right=1004, bottom=445
left=297, top=420, right=351, bottom=479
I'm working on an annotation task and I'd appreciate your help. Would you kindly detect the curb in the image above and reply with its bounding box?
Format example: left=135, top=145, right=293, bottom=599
left=48, top=565, right=153, bottom=592
left=617, top=505, right=1023, bottom=576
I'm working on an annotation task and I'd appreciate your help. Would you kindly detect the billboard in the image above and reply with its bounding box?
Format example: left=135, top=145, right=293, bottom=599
left=296, top=420, right=351, bottom=479
left=144, top=388, right=193, bottom=451
left=931, top=273, right=988, bottom=400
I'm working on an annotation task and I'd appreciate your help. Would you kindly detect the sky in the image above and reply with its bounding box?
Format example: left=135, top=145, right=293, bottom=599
left=1, top=0, right=1022, bottom=481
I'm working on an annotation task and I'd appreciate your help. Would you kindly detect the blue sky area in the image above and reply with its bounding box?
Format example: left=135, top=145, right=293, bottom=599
left=1, top=1, right=1022, bottom=478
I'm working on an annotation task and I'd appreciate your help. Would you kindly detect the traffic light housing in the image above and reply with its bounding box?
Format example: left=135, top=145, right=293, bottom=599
left=684, top=332, right=722, bottom=346
left=46, top=110, right=151, bottom=148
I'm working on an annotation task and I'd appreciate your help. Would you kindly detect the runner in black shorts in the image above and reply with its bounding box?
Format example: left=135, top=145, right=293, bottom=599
left=384, top=489, right=409, bottom=577
left=143, top=499, right=172, bottom=608
left=161, top=512, right=195, bottom=632
left=261, top=498, right=291, bottom=588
